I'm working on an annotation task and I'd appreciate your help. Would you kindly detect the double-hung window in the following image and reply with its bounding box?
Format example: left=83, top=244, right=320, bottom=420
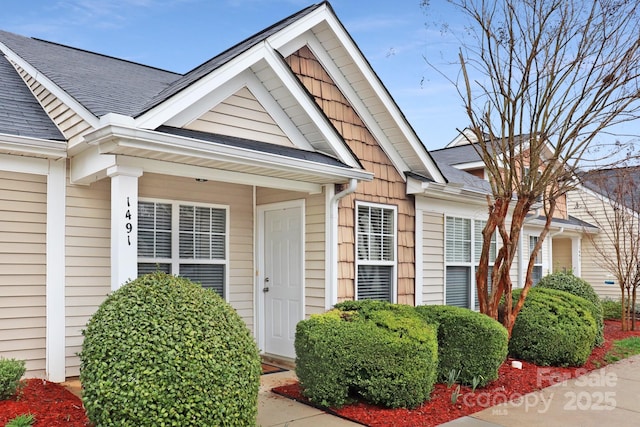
left=445, top=217, right=496, bottom=309
left=137, top=200, right=228, bottom=298
left=355, top=202, right=397, bottom=302
left=529, top=235, right=543, bottom=285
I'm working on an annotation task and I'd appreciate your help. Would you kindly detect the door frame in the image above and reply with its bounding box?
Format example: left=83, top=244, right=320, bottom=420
left=256, top=199, right=305, bottom=357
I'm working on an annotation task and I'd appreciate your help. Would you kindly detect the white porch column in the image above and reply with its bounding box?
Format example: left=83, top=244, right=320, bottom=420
left=108, top=166, right=143, bottom=290
left=571, top=237, right=582, bottom=277
left=46, top=158, right=66, bottom=382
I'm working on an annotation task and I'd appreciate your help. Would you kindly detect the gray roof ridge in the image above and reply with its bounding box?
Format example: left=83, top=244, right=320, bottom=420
left=28, top=35, right=181, bottom=76
left=137, top=2, right=325, bottom=117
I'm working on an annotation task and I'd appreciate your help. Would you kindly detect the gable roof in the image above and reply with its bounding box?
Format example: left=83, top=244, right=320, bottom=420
left=0, top=54, right=64, bottom=140
left=578, top=167, right=640, bottom=211
left=140, top=3, right=323, bottom=116
left=0, top=2, right=446, bottom=185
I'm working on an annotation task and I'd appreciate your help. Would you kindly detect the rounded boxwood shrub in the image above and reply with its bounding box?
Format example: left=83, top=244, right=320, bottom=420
left=296, top=302, right=438, bottom=409
left=536, top=272, right=604, bottom=346
left=80, top=272, right=261, bottom=426
left=414, top=305, right=508, bottom=387
left=601, top=298, right=622, bottom=320
left=507, top=288, right=597, bottom=367
left=0, top=358, right=26, bottom=400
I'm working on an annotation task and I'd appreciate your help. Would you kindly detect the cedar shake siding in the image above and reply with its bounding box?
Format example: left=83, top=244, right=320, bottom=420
left=286, top=46, right=416, bottom=305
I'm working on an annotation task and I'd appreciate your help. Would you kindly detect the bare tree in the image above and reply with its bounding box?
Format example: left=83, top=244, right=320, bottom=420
left=423, top=0, right=640, bottom=334
left=580, top=167, right=640, bottom=331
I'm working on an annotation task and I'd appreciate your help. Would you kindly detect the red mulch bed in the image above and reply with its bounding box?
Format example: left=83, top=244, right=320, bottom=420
left=0, top=379, right=89, bottom=426
left=0, top=321, right=638, bottom=426
left=272, top=320, right=640, bottom=427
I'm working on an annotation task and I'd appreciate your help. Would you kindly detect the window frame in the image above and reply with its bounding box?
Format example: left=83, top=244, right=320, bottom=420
left=529, top=235, right=543, bottom=285
left=354, top=201, right=398, bottom=302
left=445, top=216, right=497, bottom=309
left=137, top=198, right=230, bottom=299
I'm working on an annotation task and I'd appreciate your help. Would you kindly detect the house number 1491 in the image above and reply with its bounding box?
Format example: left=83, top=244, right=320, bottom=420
left=125, top=197, right=132, bottom=246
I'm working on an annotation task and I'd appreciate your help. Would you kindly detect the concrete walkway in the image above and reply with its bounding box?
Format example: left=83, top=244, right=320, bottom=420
left=259, top=355, right=640, bottom=427
left=62, top=354, right=640, bottom=426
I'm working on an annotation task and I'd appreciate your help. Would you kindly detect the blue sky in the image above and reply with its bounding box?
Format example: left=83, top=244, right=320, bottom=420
left=1, top=0, right=637, bottom=155
left=1, top=0, right=467, bottom=150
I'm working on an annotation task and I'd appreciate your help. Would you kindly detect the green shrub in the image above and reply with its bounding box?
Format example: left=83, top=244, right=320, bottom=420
left=0, top=358, right=26, bottom=400
left=80, top=272, right=261, bottom=426
left=601, top=298, right=622, bottom=320
left=537, top=272, right=604, bottom=346
left=414, top=305, right=508, bottom=387
left=508, top=288, right=597, bottom=366
left=296, top=303, right=438, bottom=408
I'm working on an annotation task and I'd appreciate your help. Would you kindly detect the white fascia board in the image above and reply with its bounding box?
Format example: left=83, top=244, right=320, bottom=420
left=453, top=161, right=485, bottom=170
left=0, top=152, right=50, bottom=175
left=262, top=46, right=362, bottom=169
left=136, top=44, right=268, bottom=130
left=0, top=43, right=99, bottom=129
left=85, top=124, right=373, bottom=182
left=309, top=14, right=445, bottom=183
left=117, top=156, right=322, bottom=194
left=245, top=72, right=314, bottom=151
left=409, top=177, right=489, bottom=205
left=267, top=3, right=331, bottom=51
left=69, top=144, right=116, bottom=184
left=0, top=133, right=67, bottom=159
left=164, top=70, right=315, bottom=152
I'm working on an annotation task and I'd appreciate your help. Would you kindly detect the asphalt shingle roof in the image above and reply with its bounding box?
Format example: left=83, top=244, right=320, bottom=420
left=430, top=144, right=484, bottom=166
left=0, top=29, right=181, bottom=118
left=0, top=54, right=64, bottom=140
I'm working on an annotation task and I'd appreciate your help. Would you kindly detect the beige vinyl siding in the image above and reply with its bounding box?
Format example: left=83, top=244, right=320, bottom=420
left=186, top=87, right=292, bottom=147
left=421, top=211, right=445, bottom=305
left=139, top=174, right=255, bottom=329
left=256, top=187, right=327, bottom=316
left=65, top=176, right=111, bottom=376
left=0, top=171, right=47, bottom=377
left=567, top=190, right=619, bottom=299
left=14, top=64, right=92, bottom=147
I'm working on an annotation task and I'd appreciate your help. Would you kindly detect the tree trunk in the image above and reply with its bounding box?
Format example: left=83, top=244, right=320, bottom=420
left=632, top=287, right=637, bottom=331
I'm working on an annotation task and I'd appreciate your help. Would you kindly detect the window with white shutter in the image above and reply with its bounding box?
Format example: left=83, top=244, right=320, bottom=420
left=138, top=200, right=228, bottom=298
left=355, top=202, right=397, bottom=301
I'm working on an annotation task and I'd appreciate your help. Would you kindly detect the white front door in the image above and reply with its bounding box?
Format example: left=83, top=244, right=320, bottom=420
left=261, top=202, right=304, bottom=359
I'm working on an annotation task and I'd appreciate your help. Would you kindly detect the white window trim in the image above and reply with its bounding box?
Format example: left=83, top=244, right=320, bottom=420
left=529, top=235, right=543, bottom=285
left=354, top=201, right=398, bottom=302
left=444, top=216, right=496, bottom=310
left=138, top=197, right=230, bottom=301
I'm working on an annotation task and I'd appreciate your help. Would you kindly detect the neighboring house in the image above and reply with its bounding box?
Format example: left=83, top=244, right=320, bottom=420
left=425, top=129, right=599, bottom=308
left=0, top=2, right=449, bottom=380
left=568, top=167, right=640, bottom=299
